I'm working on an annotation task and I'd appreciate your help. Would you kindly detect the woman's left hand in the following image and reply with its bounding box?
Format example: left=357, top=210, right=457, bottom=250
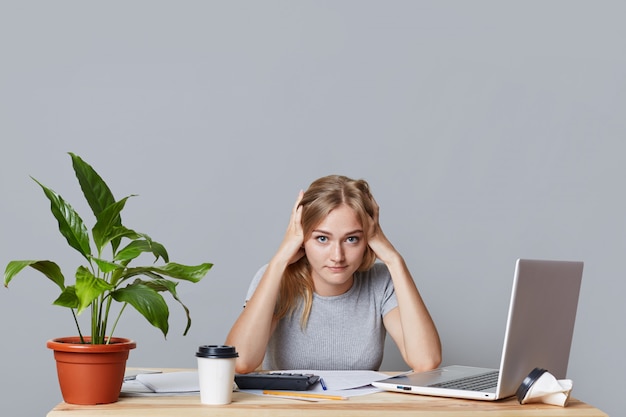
left=366, top=196, right=398, bottom=264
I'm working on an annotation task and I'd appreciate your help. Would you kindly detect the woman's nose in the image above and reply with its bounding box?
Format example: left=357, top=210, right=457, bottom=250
left=330, top=242, right=345, bottom=262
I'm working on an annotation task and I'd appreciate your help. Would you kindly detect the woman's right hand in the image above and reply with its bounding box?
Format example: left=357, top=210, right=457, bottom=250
left=275, top=191, right=306, bottom=266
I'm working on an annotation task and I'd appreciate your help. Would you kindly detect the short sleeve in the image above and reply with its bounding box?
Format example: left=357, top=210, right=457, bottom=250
left=244, top=264, right=269, bottom=302
left=376, top=263, right=398, bottom=316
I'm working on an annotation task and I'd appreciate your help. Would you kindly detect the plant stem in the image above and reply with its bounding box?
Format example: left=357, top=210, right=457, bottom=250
left=108, top=303, right=127, bottom=344
left=91, top=302, right=97, bottom=343
left=99, top=294, right=106, bottom=343
left=71, top=309, right=85, bottom=344
left=102, top=294, right=113, bottom=343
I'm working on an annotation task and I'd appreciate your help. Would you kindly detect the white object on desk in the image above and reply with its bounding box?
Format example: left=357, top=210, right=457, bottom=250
left=517, top=369, right=573, bottom=407
left=136, top=371, right=199, bottom=392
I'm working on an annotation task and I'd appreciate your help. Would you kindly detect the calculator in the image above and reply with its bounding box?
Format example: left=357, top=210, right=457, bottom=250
left=234, top=372, right=321, bottom=391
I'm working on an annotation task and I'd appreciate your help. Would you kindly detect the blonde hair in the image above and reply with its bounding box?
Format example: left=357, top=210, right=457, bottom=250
left=274, top=175, right=377, bottom=328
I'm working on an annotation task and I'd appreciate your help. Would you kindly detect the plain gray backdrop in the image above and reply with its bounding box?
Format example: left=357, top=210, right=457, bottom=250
left=1, top=1, right=623, bottom=416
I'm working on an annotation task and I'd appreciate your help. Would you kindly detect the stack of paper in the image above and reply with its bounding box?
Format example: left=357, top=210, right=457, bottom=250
left=121, top=369, right=390, bottom=398
left=122, top=371, right=199, bottom=396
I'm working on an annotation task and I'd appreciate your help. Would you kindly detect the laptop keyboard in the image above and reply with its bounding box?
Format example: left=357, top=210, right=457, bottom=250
left=429, top=370, right=499, bottom=391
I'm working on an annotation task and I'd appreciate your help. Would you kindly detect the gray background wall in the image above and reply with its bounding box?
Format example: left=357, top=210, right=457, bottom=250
left=1, top=1, right=623, bottom=416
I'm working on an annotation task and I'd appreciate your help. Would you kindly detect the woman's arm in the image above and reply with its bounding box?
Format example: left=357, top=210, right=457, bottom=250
left=224, top=260, right=286, bottom=373
left=225, top=192, right=305, bottom=374
left=381, top=256, right=442, bottom=372
left=366, top=198, right=442, bottom=372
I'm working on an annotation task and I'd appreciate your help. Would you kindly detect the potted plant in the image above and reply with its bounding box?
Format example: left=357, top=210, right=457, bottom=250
left=3, top=152, right=212, bottom=405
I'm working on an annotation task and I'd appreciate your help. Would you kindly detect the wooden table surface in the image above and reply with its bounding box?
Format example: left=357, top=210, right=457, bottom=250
left=48, top=389, right=607, bottom=417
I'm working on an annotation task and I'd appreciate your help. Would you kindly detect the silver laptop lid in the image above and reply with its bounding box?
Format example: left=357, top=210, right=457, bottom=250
left=495, top=259, right=583, bottom=398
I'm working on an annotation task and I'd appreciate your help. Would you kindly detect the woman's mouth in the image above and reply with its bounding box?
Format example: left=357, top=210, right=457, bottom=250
left=327, top=265, right=348, bottom=273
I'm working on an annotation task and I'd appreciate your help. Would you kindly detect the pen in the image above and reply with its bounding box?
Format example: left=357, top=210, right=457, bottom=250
left=262, top=390, right=348, bottom=401
left=320, top=377, right=327, bottom=390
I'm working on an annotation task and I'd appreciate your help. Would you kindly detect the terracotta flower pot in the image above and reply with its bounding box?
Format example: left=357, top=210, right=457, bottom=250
left=47, top=336, right=136, bottom=405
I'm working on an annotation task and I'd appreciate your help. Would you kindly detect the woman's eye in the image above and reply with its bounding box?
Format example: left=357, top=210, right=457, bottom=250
left=346, top=236, right=360, bottom=243
left=316, top=236, right=328, bottom=243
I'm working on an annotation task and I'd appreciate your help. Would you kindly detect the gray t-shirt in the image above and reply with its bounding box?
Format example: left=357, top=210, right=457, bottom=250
left=245, top=262, right=398, bottom=370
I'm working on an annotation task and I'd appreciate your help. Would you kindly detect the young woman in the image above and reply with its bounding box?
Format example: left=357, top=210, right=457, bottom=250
left=225, top=175, right=441, bottom=373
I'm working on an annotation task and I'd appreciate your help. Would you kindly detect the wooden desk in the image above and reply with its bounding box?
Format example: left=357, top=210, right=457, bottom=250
left=47, top=370, right=608, bottom=417
left=48, top=391, right=607, bottom=417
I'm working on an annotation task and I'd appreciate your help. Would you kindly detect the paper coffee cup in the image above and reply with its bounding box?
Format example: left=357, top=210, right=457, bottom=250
left=196, top=345, right=238, bottom=405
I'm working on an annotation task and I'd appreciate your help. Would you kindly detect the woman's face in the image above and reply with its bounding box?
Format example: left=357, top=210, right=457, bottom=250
left=303, top=204, right=367, bottom=296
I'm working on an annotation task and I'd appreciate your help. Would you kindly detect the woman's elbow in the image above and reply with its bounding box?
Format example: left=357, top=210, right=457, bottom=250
left=234, top=357, right=262, bottom=374
left=409, top=352, right=442, bottom=373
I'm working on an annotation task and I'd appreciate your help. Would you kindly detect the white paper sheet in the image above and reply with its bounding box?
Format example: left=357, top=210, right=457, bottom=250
left=122, top=369, right=389, bottom=398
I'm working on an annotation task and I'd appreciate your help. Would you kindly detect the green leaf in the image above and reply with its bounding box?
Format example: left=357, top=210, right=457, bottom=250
left=105, top=226, right=142, bottom=243
left=75, top=266, right=113, bottom=314
left=150, top=262, right=213, bottom=283
left=114, top=238, right=169, bottom=263
left=146, top=240, right=168, bottom=263
left=53, top=285, right=79, bottom=309
left=31, top=177, right=92, bottom=260
left=92, top=196, right=134, bottom=252
left=69, top=153, right=116, bottom=219
left=111, top=281, right=169, bottom=338
left=143, top=278, right=193, bottom=335
left=69, top=153, right=122, bottom=252
left=113, top=241, right=150, bottom=263
left=115, top=263, right=211, bottom=286
left=4, top=260, right=65, bottom=290
left=91, top=257, right=122, bottom=274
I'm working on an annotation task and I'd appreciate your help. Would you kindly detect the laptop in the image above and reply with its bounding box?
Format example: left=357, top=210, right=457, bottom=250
left=373, top=259, right=583, bottom=401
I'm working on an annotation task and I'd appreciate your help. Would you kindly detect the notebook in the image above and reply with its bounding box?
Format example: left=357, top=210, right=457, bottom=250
left=373, top=259, right=583, bottom=401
